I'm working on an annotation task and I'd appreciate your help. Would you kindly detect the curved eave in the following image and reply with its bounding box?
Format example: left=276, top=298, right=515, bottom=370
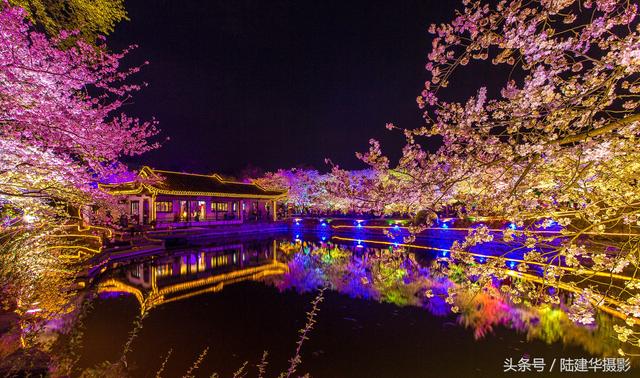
left=100, top=181, right=287, bottom=199
left=99, top=183, right=145, bottom=195
left=150, top=187, right=286, bottom=199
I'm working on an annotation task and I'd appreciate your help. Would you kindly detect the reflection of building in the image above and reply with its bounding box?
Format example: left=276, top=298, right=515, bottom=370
left=97, top=240, right=288, bottom=313
left=101, top=166, right=286, bottom=228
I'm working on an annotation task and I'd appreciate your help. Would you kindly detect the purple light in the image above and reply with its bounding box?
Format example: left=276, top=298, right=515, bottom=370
left=98, top=291, right=130, bottom=299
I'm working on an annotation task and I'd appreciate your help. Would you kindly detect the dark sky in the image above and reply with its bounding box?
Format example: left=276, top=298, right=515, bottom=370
left=109, top=0, right=462, bottom=176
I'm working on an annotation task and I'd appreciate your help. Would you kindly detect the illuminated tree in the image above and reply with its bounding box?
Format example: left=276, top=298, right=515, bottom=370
left=0, top=3, right=157, bottom=340
left=323, top=165, right=393, bottom=215
left=255, top=169, right=322, bottom=213
left=322, top=0, right=640, bottom=352
left=257, top=167, right=398, bottom=215
left=8, top=0, right=128, bottom=43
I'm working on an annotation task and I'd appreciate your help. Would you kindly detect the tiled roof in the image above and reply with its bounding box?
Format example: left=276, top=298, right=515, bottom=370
left=146, top=168, right=284, bottom=198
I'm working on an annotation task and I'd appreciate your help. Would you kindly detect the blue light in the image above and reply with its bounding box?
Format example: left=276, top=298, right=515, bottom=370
left=295, top=234, right=299, bottom=239
left=321, top=222, right=327, bottom=227
left=507, top=261, right=517, bottom=269
left=508, top=223, right=517, bottom=230
left=356, top=223, right=363, bottom=228
left=477, top=257, right=486, bottom=263
left=441, top=223, right=448, bottom=229
left=440, top=251, right=448, bottom=257
left=394, top=242, right=399, bottom=247
left=321, top=236, right=326, bottom=241
left=393, top=224, right=400, bottom=230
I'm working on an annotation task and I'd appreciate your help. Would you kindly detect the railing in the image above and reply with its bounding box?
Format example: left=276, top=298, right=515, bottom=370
left=155, top=219, right=243, bottom=229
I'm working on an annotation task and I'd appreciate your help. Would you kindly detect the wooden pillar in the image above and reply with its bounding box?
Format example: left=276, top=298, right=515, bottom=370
left=150, top=265, right=157, bottom=292
left=272, top=239, right=277, bottom=262
left=137, top=197, right=143, bottom=224
left=272, top=200, right=277, bottom=221
left=150, top=194, right=156, bottom=223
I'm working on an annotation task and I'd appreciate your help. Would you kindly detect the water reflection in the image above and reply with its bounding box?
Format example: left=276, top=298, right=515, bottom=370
left=91, top=234, right=638, bottom=362
left=273, top=238, right=637, bottom=360
left=96, top=239, right=288, bottom=313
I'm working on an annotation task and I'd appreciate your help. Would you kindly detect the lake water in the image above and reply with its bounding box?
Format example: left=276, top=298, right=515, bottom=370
left=75, top=231, right=637, bottom=377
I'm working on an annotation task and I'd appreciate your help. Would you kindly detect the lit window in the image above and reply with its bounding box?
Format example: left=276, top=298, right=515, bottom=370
left=155, top=201, right=173, bottom=213
left=131, top=264, right=142, bottom=278
left=198, top=201, right=206, bottom=217
left=211, top=202, right=228, bottom=211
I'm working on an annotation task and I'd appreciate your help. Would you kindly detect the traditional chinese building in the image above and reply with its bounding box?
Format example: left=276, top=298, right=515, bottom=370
left=102, top=166, right=286, bottom=228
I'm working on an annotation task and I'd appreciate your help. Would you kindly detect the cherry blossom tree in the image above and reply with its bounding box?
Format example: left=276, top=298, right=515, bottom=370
left=255, top=169, right=322, bottom=213
left=321, top=0, right=640, bottom=353
left=0, top=3, right=158, bottom=338
left=8, top=0, right=128, bottom=43
left=257, top=167, right=392, bottom=215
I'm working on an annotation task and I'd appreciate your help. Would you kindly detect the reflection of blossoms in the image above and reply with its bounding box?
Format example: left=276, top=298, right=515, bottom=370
left=277, top=254, right=325, bottom=293
left=333, top=256, right=377, bottom=300
left=274, top=241, right=636, bottom=357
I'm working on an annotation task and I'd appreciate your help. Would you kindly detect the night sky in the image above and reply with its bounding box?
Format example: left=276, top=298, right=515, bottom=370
left=109, top=0, right=465, bottom=176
